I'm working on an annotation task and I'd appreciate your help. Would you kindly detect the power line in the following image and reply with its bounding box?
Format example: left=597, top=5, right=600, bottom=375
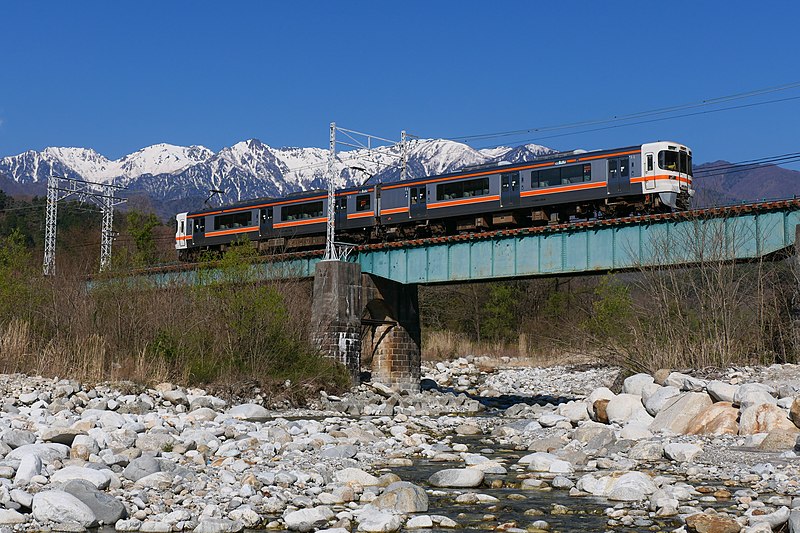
left=444, top=81, right=800, bottom=144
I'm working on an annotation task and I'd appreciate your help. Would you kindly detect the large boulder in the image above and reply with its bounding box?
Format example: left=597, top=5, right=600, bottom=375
left=51, top=466, right=111, bottom=490
left=370, top=482, right=428, bottom=513
left=227, top=404, right=269, bottom=422
left=606, top=394, right=651, bottom=425
left=735, top=384, right=777, bottom=409
left=686, top=402, right=739, bottom=435
left=685, top=513, right=741, bottom=533
left=428, top=468, right=484, bottom=488
left=32, top=490, right=97, bottom=528
left=576, top=472, right=656, bottom=501
left=706, top=381, right=739, bottom=403
left=193, top=518, right=245, bottom=533
left=283, top=506, right=334, bottom=532
left=62, top=480, right=127, bottom=525
left=356, top=507, right=402, bottom=533
left=622, top=374, right=655, bottom=396
left=335, top=468, right=380, bottom=487
left=663, top=372, right=707, bottom=392
left=650, top=392, right=713, bottom=435
left=663, top=443, right=703, bottom=462
left=739, top=403, right=799, bottom=435
left=644, top=386, right=681, bottom=416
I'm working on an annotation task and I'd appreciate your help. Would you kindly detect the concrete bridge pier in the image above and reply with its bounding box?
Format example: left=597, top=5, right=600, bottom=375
left=310, top=261, right=421, bottom=392
left=310, top=261, right=363, bottom=384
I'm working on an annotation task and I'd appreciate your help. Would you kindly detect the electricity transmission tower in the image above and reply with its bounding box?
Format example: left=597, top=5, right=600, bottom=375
left=324, top=123, right=415, bottom=261
left=43, top=175, right=127, bottom=276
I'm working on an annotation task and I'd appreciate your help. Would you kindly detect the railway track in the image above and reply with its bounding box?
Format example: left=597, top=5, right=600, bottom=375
left=137, top=198, right=800, bottom=276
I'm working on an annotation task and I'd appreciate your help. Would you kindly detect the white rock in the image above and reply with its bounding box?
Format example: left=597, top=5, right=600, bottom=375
left=227, top=404, right=269, bottom=422
left=335, top=468, right=380, bottom=487
left=283, top=506, right=334, bottom=532
left=427, top=468, right=484, bottom=488
left=748, top=505, right=790, bottom=528
left=622, top=373, right=654, bottom=396
left=14, top=453, right=42, bottom=485
left=538, top=414, right=568, bottom=427
left=405, top=515, right=433, bottom=529
left=663, top=443, right=703, bottom=462
left=650, top=392, right=712, bottom=434
left=557, top=401, right=589, bottom=423
left=357, top=507, right=402, bottom=533
left=0, top=509, right=27, bottom=525
left=606, top=394, right=648, bottom=425
left=32, top=490, right=97, bottom=527
left=706, top=381, right=739, bottom=403
left=619, top=422, right=653, bottom=440
left=51, top=466, right=111, bottom=490
left=644, top=386, right=681, bottom=416
left=735, top=384, right=777, bottom=409
left=586, top=387, right=615, bottom=404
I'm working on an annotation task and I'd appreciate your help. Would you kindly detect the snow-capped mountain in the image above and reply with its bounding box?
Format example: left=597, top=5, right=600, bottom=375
left=0, top=139, right=554, bottom=216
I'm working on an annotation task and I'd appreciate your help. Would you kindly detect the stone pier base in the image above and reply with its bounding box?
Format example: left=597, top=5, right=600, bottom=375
left=310, top=261, right=421, bottom=392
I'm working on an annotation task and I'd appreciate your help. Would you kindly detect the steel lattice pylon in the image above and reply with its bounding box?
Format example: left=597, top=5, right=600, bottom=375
left=42, top=175, right=126, bottom=276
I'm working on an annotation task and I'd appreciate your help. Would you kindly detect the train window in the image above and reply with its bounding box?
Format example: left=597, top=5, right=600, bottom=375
left=538, top=168, right=561, bottom=188
left=355, top=194, right=371, bottom=212
left=214, top=211, right=252, bottom=231
left=179, top=220, right=185, bottom=234
left=609, top=159, right=618, bottom=179
left=680, top=152, right=691, bottom=176
left=194, top=218, right=205, bottom=233
left=619, top=158, right=629, bottom=178
left=686, top=154, right=693, bottom=176
left=584, top=164, right=592, bottom=181
left=260, top=207, right=273, bottom=221
left=436, top=177, right=489, bottom=200
left=646, top=154, right=654, bottom=172
left=560, top=165, right=584, bottom=184
left=335, top=198, right=347, bottom=211
left=658, top=150, right=679, bottom=172
left=282, top=201, right=324, bottom=221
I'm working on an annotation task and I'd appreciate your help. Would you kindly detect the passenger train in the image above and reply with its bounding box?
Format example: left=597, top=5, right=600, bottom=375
left=175, top=141, right=693, bottom=260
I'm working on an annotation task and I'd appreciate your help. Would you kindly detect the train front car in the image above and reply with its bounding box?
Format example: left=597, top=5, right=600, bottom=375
left=639, top=141, right=693, bottom=210
left=175, top=212, right=190, bottom=260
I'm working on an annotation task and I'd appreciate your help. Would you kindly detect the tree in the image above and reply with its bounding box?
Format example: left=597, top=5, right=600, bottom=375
left=126, top=210, right=161, bottom=266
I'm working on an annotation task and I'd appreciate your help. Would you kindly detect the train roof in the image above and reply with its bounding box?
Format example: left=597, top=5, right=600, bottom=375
left=184, top=142, right=667, bottom=217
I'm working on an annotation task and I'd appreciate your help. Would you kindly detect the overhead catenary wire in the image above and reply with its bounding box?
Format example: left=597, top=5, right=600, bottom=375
left=443, top=81, right=800, bottom=144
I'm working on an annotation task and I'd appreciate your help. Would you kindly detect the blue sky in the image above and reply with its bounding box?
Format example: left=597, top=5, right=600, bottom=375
left=2, top=1, right=799, bottom=166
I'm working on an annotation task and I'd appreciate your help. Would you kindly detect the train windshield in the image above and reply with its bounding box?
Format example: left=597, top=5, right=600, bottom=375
left=658, top=150, right=692, bottom=176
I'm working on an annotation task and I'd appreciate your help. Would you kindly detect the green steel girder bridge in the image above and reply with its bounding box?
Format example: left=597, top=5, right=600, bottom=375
left=134, top=199, right=800, bottom=287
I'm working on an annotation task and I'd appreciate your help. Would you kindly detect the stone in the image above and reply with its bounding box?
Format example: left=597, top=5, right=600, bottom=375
left=32, top=490, right=97, bottom=527
left=739, top=403, right=799, bottom=435
left=7, top=443, right=69, bottom=463
left=335, top=468, right=380, bottom=486
left=51, top=466, right=111, bottom=490
left=707, top=381, right=739, bottom=403
left=0, top=509, right=27, bottom=525
left=406, top=515, right=433, bottom=529
left=14, top=452, right=42, bottom=485
left=284, top=507, right=335, bottom=532
left=122, top=456, right=162, bottom=481
left=641, top=382, right=662, bottom=402
left=1, top=430, right=35, bottom=449
left=622, top=373, right=655, bottom=396
left=71, top=435, right=100, bottom=461
left=371, top=481, right=428, bottom=513
left=454, top=424, right=481, bottom=435
left=759, top=430, right=799, bottom=451
left=653, top=369, right=671, bottom=386
left=134, top=472, right=174, bottom=490
left=592, top=399, right=610, bottom=424
left=193, top=518, right=245, bottom=533
left=63, top=480, right=127, bottom=525
left=685, top=513, right=742, bottom=533
left=628, top=441, right=664, bottom=461
left=663, top=443, right=703, bottom=462
left=748, top=506, right=790, bottom=528
left=557, top=401, right=589, bottom=423
left=135, top=433, right=175, bottom=452
left=161, top=390, right=188, bottom=406
left=650, top=392, right=713, bottom=435
left=791, top=398, right=800, bottom=428
left=227, top=404, right=269, bottom=422
left=320, top=445, right=359, bottom=459
left=428, top=468, right=484, bottom=488
left=41, top=426, right=85, bottom=445
left=686, top=402, right=739, bottom=435
left=789, top=509, right=800, bottom=533
left=115, top=519, right=143, bottom=531
left=735, top=383, right=776, bottom=409
left=644, top=386, right=681, bottom=416
left=357, top=507, right=402, bottom=533
left=619, top=422, right=652, bottom=440
left=140, top=522, right=172, bottom=532
left=664, top=372, right=707, bottom=391
left=538, top=414, right=568, bottom=427
left=606, top=394, right=650, bottom=425
left=587, top=387, right=615, bottom=404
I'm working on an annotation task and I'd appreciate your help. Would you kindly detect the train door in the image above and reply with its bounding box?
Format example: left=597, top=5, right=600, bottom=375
left=335, top=197, right=348, bottom=228
left=175, top=213, right=188, bottom=250
left=410, top=186, right=427, bottom=218
left=259, top=207, right=273, bottom=236
left=608, top=157, right=631, bottom=194
left=500, top=172, right=519, bottom=208
left=644, top=152, right=656, bottom=190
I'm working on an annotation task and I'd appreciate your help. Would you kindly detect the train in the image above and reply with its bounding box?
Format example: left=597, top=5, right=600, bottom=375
left=175, top=141, right=693, bottom=260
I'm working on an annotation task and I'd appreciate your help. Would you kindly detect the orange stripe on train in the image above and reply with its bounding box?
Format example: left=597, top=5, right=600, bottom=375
left=428, top=195, right=500, bottom=209
left=272, top=217, right=327, bottom=229
left=521, top=182, right=607, bottom=197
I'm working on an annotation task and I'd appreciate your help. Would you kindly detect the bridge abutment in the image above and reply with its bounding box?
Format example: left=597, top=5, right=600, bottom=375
left=310, top=261, right=421, bottom=391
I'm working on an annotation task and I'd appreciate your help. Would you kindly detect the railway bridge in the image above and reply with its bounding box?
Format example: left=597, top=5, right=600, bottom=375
left=135, top=199, right=800, bottom=392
